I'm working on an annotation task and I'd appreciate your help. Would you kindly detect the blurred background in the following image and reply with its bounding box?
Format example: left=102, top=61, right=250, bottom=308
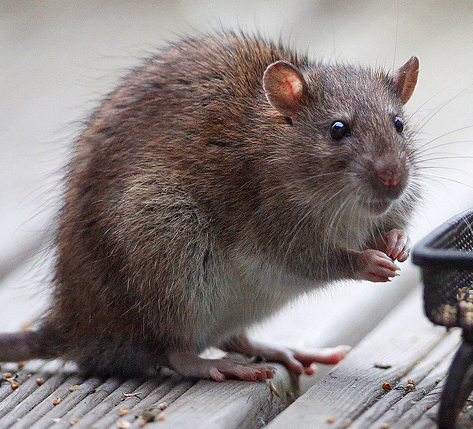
left=1, top=0, right=473, bottom=372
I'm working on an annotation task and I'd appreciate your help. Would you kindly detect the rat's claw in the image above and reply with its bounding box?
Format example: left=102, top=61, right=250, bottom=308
left=379, top=229, right=411, bottom=262
left=355, top=249, right=400, bottom=283
left=290, top=345, right=351, bottom=375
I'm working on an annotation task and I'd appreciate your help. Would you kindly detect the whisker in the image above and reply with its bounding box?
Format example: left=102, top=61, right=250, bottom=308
left=415, top=140, right=473, bottom=156
left=415, top=125, right=473, bottom=152
left=416, top=83, right=473, bottom=132
left=410, top=88, right=448, bottom=117
left=414, top=156, right=473, bottom=164
left=419, top=174, right=473, bottom=190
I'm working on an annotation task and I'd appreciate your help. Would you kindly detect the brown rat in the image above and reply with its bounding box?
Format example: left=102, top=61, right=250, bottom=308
left=0, top=31, right=420, bottom=381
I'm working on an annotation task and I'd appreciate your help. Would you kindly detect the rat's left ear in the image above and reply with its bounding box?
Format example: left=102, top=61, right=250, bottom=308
left=393, top=56, right=419, bottom=104
left=263, top=61, right=308, bottom=117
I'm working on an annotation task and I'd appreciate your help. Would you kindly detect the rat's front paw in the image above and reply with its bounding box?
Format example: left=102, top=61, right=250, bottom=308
left=377, top=229, right=411, bottom=262
left=354, top=249, right=400, bottom=283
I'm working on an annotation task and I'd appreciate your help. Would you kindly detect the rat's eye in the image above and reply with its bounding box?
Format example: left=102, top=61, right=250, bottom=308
left=330, top=121, right=350, bottom=140
left=394, top=117, right=404, bottom=133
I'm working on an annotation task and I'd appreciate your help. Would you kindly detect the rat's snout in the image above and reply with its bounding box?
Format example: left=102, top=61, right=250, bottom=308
left=372, top=158, right=408, bottom=199
left=355, top=154, right=409, bottom=216
left=376, top=166, right=402, bottom=188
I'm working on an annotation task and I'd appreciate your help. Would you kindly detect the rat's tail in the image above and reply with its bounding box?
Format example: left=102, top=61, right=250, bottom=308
left=0, top=329, right=60, bottom=362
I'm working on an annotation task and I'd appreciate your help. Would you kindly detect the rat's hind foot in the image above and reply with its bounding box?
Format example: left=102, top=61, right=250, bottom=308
left=221, top=334, right=351, bottom=376
left=167, top=351, right=275, bottom=382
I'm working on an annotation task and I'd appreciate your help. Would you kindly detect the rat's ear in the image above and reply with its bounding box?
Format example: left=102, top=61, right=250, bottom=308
left=393, top=56, right=419, bottom=104
left=263, top=61, right=308, bottom=117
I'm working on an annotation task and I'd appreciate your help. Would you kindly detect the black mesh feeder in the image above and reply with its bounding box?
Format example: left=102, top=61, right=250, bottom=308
left=413, top=209, right=473, bottom=429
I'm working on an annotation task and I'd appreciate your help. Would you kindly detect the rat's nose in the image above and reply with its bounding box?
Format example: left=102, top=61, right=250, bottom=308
left=371, top=158, right=407, bottom=200
left=377, top=169, right=402, bottom=187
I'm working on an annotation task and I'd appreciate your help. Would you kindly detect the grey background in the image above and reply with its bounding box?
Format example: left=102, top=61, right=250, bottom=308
left=1, top=1, right=473, bottom=350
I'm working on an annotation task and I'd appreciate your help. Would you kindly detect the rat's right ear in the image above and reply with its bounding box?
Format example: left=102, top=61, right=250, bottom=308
left=263, top=61, right=308, bottom=117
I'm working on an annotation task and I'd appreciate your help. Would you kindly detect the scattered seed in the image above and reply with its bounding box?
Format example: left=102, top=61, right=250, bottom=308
left=458, top=287, right=468, bottom=300
left=121, top=391, right=141, bottom=399
left=157, top=412, right=166, bottom=421
left=380, top=424, right=390, bottom=429
left=326, top=415, right=336, bottom=423
left=426, top=405, right=432, bottom=410
left=382, top=382, right=392, bottom=391
left=374, top=364, right=392, bottom=370
left=69, top=385, right=80, bottom=392
left=116, top=420, right=131, bottom=429
left=3, top=373, right=13, bottom=379
left=411, top=400, right=417, bottom=405
left=36, top=378, right=45, bottom=386
left=53, top=397, right=61, bottom=406
left=11, top=382, right=19, bottom=390
left=434, top=304, right=457, bottom=325
left=157, top=401, right=168, bottom=410
left=17, top=363, right=25, bottom=370
left=343, top=418, right=352, bottom=427
left=70, top=418, right=79, bottom=425
left=140, top=410, right=155, bottom=424
left=269, top=381, right=280, bottom=397
left=119, top=408, right=129, bottom=417
left=407, top=379, right=415, bottom=385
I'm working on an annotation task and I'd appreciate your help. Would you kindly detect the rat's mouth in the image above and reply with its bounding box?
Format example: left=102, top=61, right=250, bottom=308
left=363, top=199, right=393, bottom=215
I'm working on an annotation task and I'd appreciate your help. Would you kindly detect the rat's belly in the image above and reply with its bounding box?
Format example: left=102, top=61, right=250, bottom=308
left=194, top=254, right=322, bottom=349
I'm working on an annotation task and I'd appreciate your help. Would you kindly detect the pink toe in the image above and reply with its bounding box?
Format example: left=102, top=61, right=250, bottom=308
left=210, top=368, right=225, bottom=382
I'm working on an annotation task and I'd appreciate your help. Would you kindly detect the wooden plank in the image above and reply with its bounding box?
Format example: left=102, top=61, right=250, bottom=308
left=347, top=328, right=459, bottom=428
left=0, top=361, right=76, bottom=421
left=104, top=364, right=295, bottom=429
left=64, top=376, right=194, bottom=429
left=266, top=288, right=457, bottom=429
left=0, top=361, right=293, bottom=429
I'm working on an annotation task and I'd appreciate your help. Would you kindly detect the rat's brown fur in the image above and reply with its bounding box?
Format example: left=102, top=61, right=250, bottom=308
left=0, top=31, right=420, bottom=378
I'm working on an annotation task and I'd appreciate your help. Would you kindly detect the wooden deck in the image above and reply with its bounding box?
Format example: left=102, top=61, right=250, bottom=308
left=3, top=1, right=473, bottom=428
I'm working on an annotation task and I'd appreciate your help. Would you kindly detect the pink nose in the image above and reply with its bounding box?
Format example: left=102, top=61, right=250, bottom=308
left=377, top=171, right=401, bottom=187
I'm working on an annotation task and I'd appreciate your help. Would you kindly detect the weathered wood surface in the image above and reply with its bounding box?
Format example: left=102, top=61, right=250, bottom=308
left=0, top=358, right=295, bottom=429
left=0, top=362, right=294, bottom=429
left=267, top=289, right=462, bottom=429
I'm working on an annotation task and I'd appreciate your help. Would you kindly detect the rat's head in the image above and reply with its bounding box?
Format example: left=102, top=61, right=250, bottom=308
left=262, top=56, right=419, bottom=218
